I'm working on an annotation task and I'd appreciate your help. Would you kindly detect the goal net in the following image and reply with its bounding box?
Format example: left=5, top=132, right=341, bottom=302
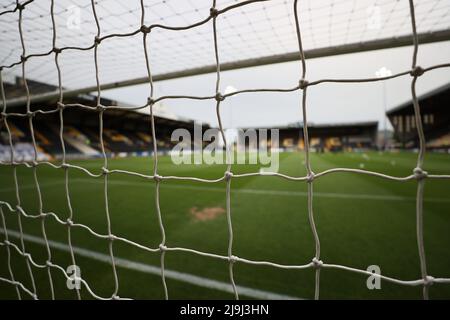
left=0, top=0, right=450, bottom=300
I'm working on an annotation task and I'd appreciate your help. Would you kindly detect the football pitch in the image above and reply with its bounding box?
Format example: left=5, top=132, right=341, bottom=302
left=0, top=151, right=449, bottom=299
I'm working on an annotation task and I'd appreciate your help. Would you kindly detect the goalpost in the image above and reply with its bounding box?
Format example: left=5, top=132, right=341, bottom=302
left=0, top=0, right=450, bottom=300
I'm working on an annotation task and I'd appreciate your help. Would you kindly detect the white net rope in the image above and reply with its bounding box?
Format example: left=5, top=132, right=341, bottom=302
left=0, top=0, right=449, bottom=89
left=0, top=0, right=450, bottom=300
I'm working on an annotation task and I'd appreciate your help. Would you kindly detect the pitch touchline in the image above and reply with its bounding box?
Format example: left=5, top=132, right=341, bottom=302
left=74, top=178, right=450, bottom=203
left=0, top=178, right=449, bottom=203
left=0, top=229, right=299, bottom=300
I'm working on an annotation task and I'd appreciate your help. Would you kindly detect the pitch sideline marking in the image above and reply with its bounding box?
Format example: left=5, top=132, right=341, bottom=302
left=0, top=228, right=300, bottom=300
left=61, top=178, right=450, bottom=203
left=1, top=177, right=449, bottom=203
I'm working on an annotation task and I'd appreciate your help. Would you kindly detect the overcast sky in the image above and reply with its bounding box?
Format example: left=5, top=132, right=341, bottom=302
left=103, top=40, right=450, bottom=130
left=2, top=0, right=448, bottom=131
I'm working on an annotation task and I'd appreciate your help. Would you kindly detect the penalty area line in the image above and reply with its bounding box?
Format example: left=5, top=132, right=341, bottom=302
left=1, top=178, right=449, bottom=203
left=75, top=178, right=450, bottom=203
left=0, top=228, right=300, bottom=300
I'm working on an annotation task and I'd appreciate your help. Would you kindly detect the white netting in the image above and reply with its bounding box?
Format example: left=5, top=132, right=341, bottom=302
left=1, top=0, right=449, bottom=89
left=0, top=0, right=450, bottom=300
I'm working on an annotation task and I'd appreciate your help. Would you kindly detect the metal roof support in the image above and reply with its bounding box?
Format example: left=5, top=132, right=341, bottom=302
left=3, top=30, right=450, bottom=109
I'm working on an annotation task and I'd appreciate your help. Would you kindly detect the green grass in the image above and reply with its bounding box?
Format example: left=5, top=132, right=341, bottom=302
left=0, top=151, right=449, bottom=299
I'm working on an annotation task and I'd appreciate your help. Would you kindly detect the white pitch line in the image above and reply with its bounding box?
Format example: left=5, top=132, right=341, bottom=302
left=1, top=177, right=449, bottom=203
left=0, top=180, right=63, bottom=193
left=74, top=178, right=450, bottom=203
left=0, top=229, right=299, bottom=300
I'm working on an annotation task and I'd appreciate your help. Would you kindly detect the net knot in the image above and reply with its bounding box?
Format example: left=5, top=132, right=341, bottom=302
left=413, top=167, right=427, bottom=180
left=312, top=257, right=323, bottom=269
left=299, top=79, right=309, bottom=89
left=306, top=172, right=315, bottom=183
left=27, top=111, right=35, bottom=118
left=96, top=104, right=105, bottom=112
left=23, top=253, right=31, bottom=261
left=4, top=240, right=10, bottom=246
left=52, top=47, right=62, bottom=54
left=153, top=174, right=163, bottom=182
left=140, top=25, right=151, bottom=34
left=0, top=112, right=7, bottom=119
left=147, top=97, right=155, bottom=106
left=61, top=163, right=70, bottom=169
left=66, top=218, right=73, bottom=227
left=108, top=234, right=116, bottom=242
left=30, top=160, right=38, bottom=168
left=94, top=36, right=102, bottom=44
left=112, top=295, right=120, bottom=300
left=224, top=171, right=233, bottom=180
left=31, top=293, right=38, bottom=300
left=57, top=102, right=65, bottom=110
left=15, top=205, right=23, bottom=213
left=16, top=3, right=25, bottom=11
left=229, top=255, right=238, bottom=263
left=40, top=212, right=48, bottom=219
left=20, top=55, right=27, bottom=63
left=210, top=8, right=219, bottom=18
left=101, top=167, right=109, bottom=175
left=215, top=92, right=225, bottom=102
left=159, top=244, right=167, bottom=251
left=46, top=260, right=52, bottom=267
left=424, top=275, right=434, bottom=286
left=410, top=66, right=424, bottom=77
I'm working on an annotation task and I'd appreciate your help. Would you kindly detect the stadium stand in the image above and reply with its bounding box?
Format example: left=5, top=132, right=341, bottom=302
left=236, top=121, right=378, bottom=153
left=0, top=77, right=207, bottom=161
left=1, top=77, right=380, bottom=161
left=387, top=83, right=450, bottom=151
left=275, top=121, right=378, bottom=152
